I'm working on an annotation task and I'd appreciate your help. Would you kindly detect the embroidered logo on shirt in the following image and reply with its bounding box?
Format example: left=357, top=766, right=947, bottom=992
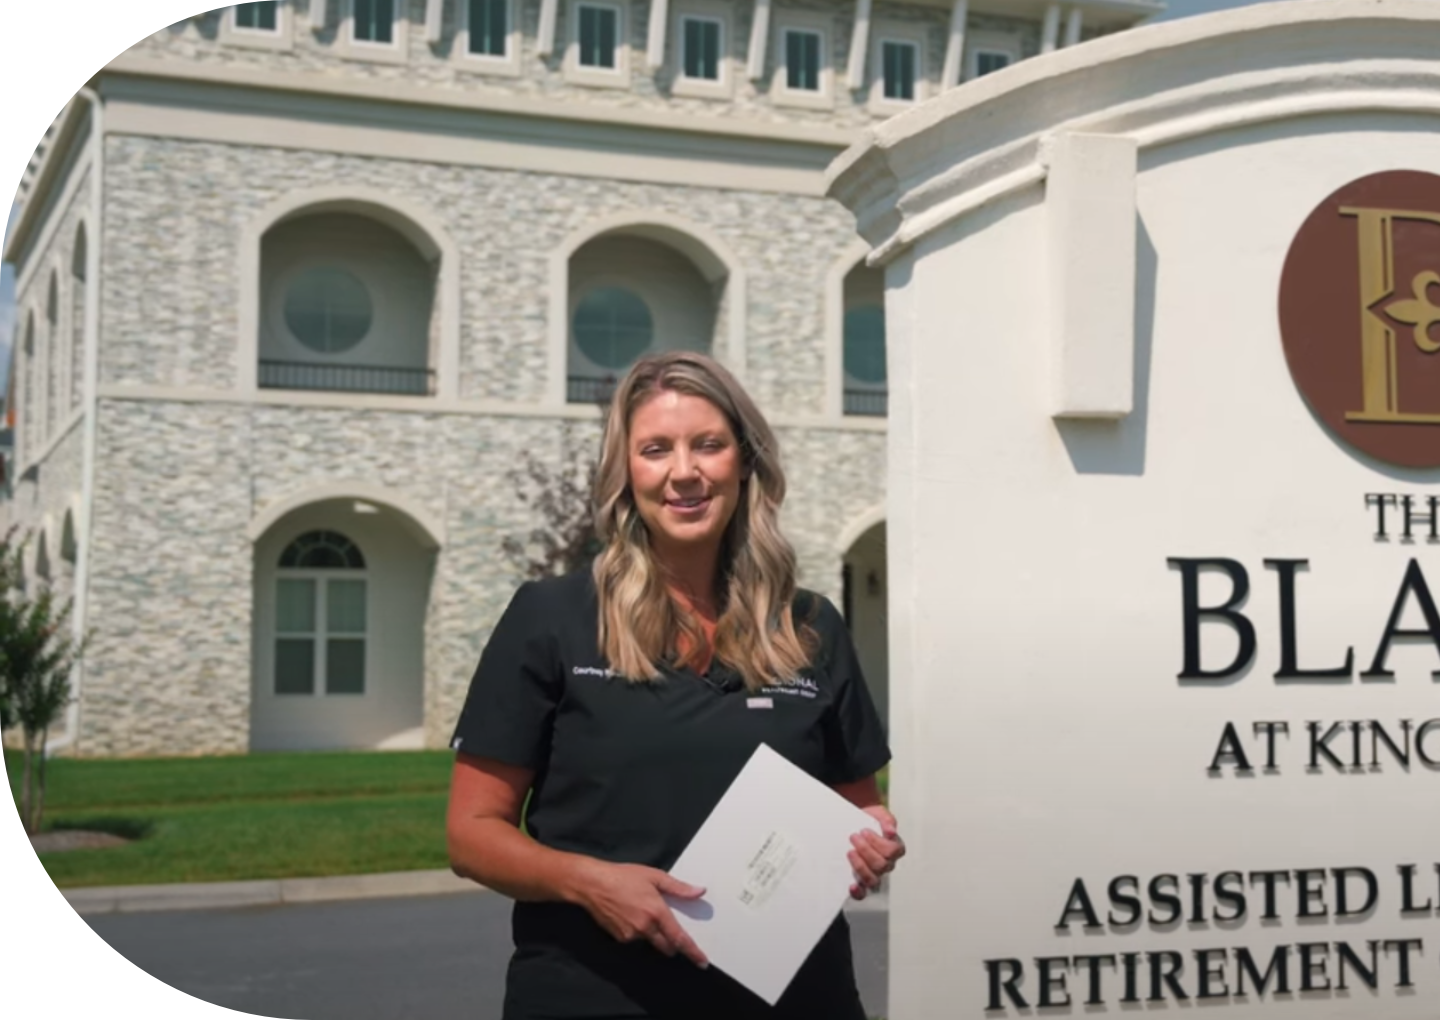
left=758, top=676, right=819, bottom=699
left=746, top=697, right=774, bottom=709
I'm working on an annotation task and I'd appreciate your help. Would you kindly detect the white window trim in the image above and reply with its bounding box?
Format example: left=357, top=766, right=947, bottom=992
left=341, top=0, right=409, bottom=64
left=868, top=22, right=926, bottom=115
left=771, top=12, right=832, bottom=111
left=965, top=30, right=1020, bottom=81
left=274, top=570, right=370, bottom=698
left=565, top=0, right=630, bottom=88
left=671, top=2, right=732, bottom=100
left=457, top=0, right=522, bottom=76
left=220, top=1, right=295, bottom=52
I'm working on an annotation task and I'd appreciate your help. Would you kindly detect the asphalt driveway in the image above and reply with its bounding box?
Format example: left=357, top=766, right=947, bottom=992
left=85, top=890, right=888, bottom=1019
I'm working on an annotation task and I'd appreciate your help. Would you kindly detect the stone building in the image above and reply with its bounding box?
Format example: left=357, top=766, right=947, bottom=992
left=0, top=0, right=1157, bottom=757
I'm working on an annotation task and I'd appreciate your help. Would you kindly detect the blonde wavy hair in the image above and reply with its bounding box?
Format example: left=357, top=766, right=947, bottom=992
left=592, top=352, right=817, bottom=690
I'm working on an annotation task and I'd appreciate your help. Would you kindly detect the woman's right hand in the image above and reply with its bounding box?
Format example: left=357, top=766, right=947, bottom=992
left=575, top=860, right=710, bottom=968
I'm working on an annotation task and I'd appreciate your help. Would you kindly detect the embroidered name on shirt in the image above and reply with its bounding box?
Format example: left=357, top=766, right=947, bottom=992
left=746, top=697, right=774, bottom=709
left=572, top=666, right=617, bottom=678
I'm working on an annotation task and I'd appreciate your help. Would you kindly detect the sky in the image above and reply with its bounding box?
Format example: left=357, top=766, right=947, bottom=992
left=0, top=0, right=1271, bottom=389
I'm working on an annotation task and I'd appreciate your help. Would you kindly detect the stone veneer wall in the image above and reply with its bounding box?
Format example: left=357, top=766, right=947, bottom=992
left=125, top=1, right=1049, bottom=132
left=82, top=399, right=883, bottom=756
left=101, top=134, right=863, bottom=414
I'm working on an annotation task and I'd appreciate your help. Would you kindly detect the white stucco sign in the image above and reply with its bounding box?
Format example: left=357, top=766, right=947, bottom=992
left=829, top=2, right=1440, bottom=1016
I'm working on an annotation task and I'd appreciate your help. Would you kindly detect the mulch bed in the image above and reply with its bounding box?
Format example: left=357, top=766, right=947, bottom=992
left=29, top=830, right=132, bottom=853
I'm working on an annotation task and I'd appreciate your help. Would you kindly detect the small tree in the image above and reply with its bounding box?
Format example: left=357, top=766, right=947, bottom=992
left=502, top=446, right=604, bottom=580
left=0, top=527, right=84, bottom=836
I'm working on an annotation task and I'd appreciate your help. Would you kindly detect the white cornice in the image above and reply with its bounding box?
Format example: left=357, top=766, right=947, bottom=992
left=93, top=384, right=889, bottom=433
left=827, top=0, right=1440, bottom=265
left=100, top=53, right=860, bottom=149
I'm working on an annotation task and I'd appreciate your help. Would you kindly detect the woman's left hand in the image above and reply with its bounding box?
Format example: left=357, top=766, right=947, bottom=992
left=847, top=804, right=904, bottom=901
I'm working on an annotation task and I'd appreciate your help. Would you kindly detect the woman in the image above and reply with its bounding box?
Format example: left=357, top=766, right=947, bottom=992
left=447, top=351, right=903, bottom=1020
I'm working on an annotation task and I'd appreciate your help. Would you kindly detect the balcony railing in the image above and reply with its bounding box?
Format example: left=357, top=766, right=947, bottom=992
left=843, top=389, right=888, bottom=417
left=567, top=375, right=618, bottom=405
left=259, top=360, right=435, bottom=396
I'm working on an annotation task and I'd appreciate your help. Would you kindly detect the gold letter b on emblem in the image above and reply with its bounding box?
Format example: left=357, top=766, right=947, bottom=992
left=1341, top=207, right=1440, bottom=423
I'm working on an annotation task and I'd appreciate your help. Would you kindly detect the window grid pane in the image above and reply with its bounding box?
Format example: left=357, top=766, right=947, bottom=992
left=276, top=579, right=317, bottom=633
left=683, top=19, right=720, bottom=80
left=470, top=0, right=508, bottom=55
left=326, top=639, right=367, bottom=694
left=785, top=31, right=820, bottom=91
left=355, top=0, right=395, bottom=42
left=843, top=305, right=888, bottom=385
left=236, top=2, right=278, bottom=30
left=580, top=6, right=618, bottom=68
left=573, top=287, right=654, bottom=369
left=276, top=639, right=316, bottom=694
left=327, top=579, right=368, bottom=634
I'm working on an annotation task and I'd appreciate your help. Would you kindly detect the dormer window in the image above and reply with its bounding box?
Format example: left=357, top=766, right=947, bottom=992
left=682, top=17, right=721, bottom=81
left=354, top=0, right=396, bottom=43
left=784, top=29, right=821, bottom=91
left=222, top=1, right=292, bottom=50
left=235, top=2, right=279, bottom=31
left=976, top=51, right=1010, bottom=76
left=881, top=40, right=917, bottom=101
left=578, top=3, right=620, bottom=69
left=468, top=0, right=509, bottom=56
left=968, top=31, right=1020, bottom=80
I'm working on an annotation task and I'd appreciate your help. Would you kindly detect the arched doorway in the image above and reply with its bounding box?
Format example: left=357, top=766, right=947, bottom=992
left=842, top=521, right=889, bottom=732
left=250, top=496, right=436, bottom=751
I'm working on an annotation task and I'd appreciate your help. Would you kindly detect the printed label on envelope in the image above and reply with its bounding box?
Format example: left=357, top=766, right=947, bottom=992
left=738, top=831, right=798, bottom=908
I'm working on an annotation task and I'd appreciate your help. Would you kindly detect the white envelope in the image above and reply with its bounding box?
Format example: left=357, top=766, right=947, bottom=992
left=663, top=742, right=884, bottom=1005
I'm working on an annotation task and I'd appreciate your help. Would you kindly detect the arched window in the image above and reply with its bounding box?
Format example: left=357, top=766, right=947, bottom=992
left=259, top=210, right=436, bottom=396
left=565, top=225, right=728, bottom=403
left=34, top=530, right=51, bottom=582
left=71, top=225, right=87, bottom=412
left=60, top=510, right=78, bottom=565
left=22, top=313, right=35, bottom=459
left=45, top=271, right=59, bottom=438
left=274, top=531, right=367, bottom=696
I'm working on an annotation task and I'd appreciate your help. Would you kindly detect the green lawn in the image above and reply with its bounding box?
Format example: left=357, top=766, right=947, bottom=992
left=4, top=749, right=889, bottom=889
left=6, top=748, right=454, bottom=888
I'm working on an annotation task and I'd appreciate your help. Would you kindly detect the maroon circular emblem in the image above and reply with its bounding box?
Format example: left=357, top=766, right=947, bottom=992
left=1278, top=170, right=1440, bottom=468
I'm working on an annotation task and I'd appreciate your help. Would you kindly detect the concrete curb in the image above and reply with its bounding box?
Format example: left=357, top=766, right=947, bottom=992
left=62, top=870, right=889, bottom=918
left=63, top=868, right=488, bottom=916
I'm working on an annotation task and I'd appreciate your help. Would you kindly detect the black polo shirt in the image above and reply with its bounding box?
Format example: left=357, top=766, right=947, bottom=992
left=451, top=570, right=891, bottom=1020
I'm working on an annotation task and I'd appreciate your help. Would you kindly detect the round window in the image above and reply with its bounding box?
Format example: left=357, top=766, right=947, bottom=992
left=284, top=267, right=373, bottom=353
left=843, top=305, right=887, bottom=384
left=573, top=287, right=654, bottom=370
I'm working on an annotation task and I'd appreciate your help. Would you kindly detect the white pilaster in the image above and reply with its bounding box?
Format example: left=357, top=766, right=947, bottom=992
left=846, top=0, right=873, bottom=92
left=310, top=0, right=333, bottom=32
left=537, top=0, right=560, bottom=56
left=746, top=0, right=772, bottom=81
left=1063, top=6, right=1083, bottom=48
left=1045, top=132, right=1138, bottom=419
left=425, top=0, right=445, bottom=44
left=1040, top=3, right=1062, bottom=53
left=941, top=0, right=968, bottom=89
left=647, top=0, right=670, bottom=70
